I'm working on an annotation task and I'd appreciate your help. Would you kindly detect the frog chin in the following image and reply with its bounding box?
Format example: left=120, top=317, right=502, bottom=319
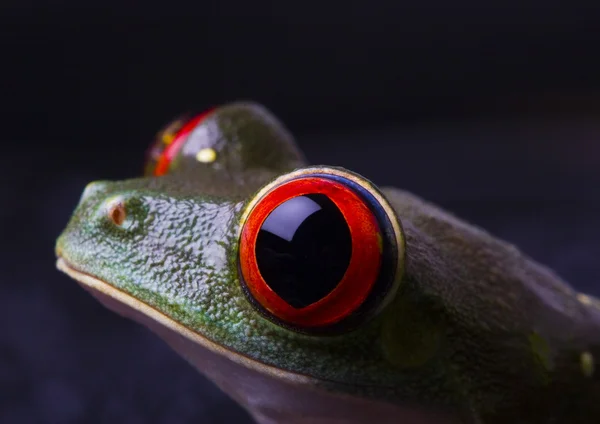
left=56, top=257, right=459, bottom=424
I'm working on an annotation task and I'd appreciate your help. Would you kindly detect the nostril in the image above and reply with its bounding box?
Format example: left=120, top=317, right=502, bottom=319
left=106, top=197, right=126, bottom=226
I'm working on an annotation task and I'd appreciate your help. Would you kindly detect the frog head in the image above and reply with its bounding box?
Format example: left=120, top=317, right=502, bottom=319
left=56, top=103, right=461, bottom=424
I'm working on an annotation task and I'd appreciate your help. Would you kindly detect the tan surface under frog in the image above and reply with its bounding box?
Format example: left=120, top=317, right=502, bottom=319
left=55, top=102, right=600, bottom=423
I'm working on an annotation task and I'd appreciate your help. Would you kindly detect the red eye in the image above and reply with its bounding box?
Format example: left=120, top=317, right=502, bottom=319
left=239, top=171, right=402, bottom=333
left=144, top=108, right=215, bottom=177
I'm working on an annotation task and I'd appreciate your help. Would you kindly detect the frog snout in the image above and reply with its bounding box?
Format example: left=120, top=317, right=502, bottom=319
left=55, top=180, right=126, bottom=265
left=81, top=181, right=111, bottom=201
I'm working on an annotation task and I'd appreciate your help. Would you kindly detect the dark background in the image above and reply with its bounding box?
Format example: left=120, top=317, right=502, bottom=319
left=2, top=2, right=600, bottom=423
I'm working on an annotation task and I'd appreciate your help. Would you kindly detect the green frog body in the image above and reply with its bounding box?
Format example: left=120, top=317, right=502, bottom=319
left=56, top=102, right=600, bottom=423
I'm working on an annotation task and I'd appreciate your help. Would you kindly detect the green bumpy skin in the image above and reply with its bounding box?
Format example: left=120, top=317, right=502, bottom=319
left=56, top=102, right=600, bottom=423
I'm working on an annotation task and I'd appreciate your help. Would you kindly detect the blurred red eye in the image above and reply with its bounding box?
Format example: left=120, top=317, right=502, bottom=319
left=239, top=171, right=402, bottom=333
left=144, top=108, right=215, bottom=176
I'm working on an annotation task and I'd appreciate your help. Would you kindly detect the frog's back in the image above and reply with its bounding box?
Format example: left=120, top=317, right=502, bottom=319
left=382, top=187, right=600, bottom=423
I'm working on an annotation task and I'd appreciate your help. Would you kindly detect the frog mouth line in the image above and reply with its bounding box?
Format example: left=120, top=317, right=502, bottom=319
left=55, top=257, right=317, bottom=385
left=55, top=258, right=405, bottom=395
left=57, top=256, right=456, bottom=422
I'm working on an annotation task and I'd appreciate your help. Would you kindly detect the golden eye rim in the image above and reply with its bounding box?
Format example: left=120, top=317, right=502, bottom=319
left=237, top=166, right=406, bottom=334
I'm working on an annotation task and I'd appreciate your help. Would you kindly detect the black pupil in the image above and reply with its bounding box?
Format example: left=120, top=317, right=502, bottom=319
left=255, top=194, right=352, bottom=308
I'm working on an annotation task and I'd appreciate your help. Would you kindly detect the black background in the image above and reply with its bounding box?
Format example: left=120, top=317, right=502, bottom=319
left=2, top=3, right=600, bottom=423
